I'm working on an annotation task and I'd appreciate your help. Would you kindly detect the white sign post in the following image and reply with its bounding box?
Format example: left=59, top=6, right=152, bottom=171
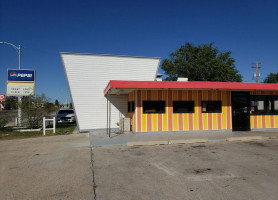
left=43, top=117, right=56, bottom=136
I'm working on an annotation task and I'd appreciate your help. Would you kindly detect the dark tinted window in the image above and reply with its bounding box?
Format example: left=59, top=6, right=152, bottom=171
left=202, top=101, right=222, bottom=113
left=173, top=101, right=194, bottom=113
left=143, top=101, right=165, bottom=113
left=128, top=101, right=135, bottom=113
left=250, top=95, right=278, bottom=115
left=58, top=110, right=74, bottom=114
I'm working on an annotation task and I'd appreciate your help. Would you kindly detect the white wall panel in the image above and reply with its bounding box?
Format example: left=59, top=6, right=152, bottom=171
left=60, top=53, right=160, bottom=132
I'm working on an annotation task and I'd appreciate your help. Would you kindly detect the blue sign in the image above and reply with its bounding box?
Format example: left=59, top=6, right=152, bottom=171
left=7, top=69, right=35, bottom=82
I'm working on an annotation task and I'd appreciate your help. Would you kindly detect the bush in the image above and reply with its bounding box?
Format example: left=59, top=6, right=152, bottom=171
left=0, top=112, right=11, bottom=129
left=21, top=94, right=56, bottom=129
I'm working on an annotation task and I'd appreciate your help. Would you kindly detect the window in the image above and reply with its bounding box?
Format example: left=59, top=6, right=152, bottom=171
left=250, top=95, right=267, bottom=114
left=143, top=101, right=165, bottom=113
left=250, top=95, right=278, bottom=115
left=269, top=96, right=278, bottom=114
left=202, top=101, right=222, bottom=113
left=173, top=101, right=194, bottom=113
left=128, top=101, right=135, bottom=113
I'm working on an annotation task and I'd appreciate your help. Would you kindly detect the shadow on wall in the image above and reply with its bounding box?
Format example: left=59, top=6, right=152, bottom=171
left=106, top=94, right=128, bottom=128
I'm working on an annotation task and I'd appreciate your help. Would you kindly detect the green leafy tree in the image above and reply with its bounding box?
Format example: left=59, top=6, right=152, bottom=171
left=263, top=73, right=278, bottom=83
left=161, top=42, right=242, bottom=82
left=4, top=96, right=17, bottom=110
left=21, top=94, right=56, bottom=129
left=55, top=99, right=60, bottom=107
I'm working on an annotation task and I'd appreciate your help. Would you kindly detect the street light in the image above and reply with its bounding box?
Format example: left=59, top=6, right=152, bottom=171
left=0, top=41, right=22, bottom=127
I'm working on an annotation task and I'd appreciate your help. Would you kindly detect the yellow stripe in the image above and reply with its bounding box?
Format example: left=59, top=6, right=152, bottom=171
left=183, top=90, right=189, bottom=131
left=173, top=90, right=178, bottom=131
left=212, top=90, right=217, bottom=130
left=257, top=115, right=262, bottom=128
left=193, top=90, right=198, bottom=131
left=163, top=90, right=168, bottom=131
left=250, top=116, right=254, bottom=129
left=152, top=90, right=158, bottom=131
left=266, top=115, right=270, bottom=128
left=142, top=90, right=147, bottom=132
left=275, top=115, right=278, bottom=128
left=202, top=90, right=208, bottom=130
left=222, top=91, right=227, bottom=129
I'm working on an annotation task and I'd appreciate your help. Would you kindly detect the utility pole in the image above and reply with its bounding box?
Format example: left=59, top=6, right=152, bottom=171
left=251, top=62, right=261, bottom=83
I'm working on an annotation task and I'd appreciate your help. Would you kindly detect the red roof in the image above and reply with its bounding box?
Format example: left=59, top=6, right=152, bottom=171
left=104, top=80, right=278, bottom=95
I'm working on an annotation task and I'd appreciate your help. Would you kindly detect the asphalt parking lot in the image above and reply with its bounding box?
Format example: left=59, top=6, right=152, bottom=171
left=0, top=133, right=93, bottom=200
left=92, top=139, right=278, bottom=200
left=1, top=133, right=278, bottom=200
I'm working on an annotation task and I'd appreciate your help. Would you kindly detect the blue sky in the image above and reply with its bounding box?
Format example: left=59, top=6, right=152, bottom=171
left=0, top=0, right=277, bottom=103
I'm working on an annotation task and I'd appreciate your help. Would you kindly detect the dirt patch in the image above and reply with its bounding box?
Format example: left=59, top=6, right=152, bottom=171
left=194, top=168, right=212, bottom=174
left=247, top=142, right=267, bottom=147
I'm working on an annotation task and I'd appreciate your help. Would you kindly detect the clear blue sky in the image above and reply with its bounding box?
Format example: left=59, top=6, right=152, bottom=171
left=0, top=0, right=277, bottom=103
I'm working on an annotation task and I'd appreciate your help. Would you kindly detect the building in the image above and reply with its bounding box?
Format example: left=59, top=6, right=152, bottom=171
left=61, top=53, right=278, bottom=133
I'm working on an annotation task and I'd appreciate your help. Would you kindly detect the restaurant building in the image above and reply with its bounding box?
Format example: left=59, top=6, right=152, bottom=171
left=61, top=53, right=278, bottom=133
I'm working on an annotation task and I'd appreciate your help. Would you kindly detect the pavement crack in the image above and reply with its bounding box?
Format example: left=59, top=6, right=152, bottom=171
left=90, top=147, right=97, bottom=200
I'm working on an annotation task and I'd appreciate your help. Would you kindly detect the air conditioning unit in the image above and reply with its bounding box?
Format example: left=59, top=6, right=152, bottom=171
left=120, top=118, right=131, bottom=132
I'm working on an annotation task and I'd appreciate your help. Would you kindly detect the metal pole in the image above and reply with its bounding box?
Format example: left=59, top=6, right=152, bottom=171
left=19, top=45, right=21, bottom=70
left=53, top=117, right=56, bottom=133
left=18, top=45, right=22, bottom=127
left=109, top=92, right=111, bottom=138
left=0, top=42, right=22, bottom=127
left=107, top=95, right=108, bottom=135
left=43, top=117, right=45, bottom=136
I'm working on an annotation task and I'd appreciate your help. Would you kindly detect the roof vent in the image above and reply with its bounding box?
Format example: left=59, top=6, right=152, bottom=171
left=177, top=77, right=188, bottom=82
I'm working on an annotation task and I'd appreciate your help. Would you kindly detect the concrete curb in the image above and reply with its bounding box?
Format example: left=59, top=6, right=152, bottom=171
left=169, top=138, right=208, bottom=144
left=226, top=136, right=264, bottom=142
left=127, top=140, right=169, bottom=146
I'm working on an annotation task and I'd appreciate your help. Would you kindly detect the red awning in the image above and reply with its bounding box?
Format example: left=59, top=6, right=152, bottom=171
left=104, top=80, right=278, bottom=95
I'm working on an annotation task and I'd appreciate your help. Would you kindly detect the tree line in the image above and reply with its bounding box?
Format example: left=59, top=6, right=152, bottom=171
left=161, top=42, right=278, bottom=83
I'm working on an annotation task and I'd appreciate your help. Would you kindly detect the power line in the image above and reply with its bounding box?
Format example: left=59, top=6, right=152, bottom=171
left=251, top=61, right=261, bottom=83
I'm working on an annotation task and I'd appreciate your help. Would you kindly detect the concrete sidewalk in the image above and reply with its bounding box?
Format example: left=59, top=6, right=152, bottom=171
left=90, top=130, right=278, bottom=146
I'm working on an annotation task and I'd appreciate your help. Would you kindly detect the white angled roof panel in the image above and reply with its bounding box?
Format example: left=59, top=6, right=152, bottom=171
left=60, top=53, right=160, bottom=132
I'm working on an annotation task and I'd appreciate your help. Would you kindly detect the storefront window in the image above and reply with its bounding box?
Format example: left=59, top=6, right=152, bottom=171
left=202, top=101, right=222, bottom=113
left=173, top=101, right=194, bottom=113
left=250, top=95, right=278, bottom=115
left=143, top=101, right=165, bottom=113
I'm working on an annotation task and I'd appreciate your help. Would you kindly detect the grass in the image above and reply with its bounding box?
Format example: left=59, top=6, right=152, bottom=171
left=0, top=124, right=76, bottom=140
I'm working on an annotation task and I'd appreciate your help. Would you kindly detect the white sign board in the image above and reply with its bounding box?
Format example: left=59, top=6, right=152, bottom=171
left=7, top=85, right=35, bottom=96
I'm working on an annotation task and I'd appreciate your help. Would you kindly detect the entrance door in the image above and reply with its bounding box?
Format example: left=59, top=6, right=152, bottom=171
left=231, top=92, right=250, bottom=131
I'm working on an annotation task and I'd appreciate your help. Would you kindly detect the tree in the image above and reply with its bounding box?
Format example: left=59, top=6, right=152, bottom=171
left=4, top=96, right=17, bottom=110
left=161, top=42, right=242, bottom=82
left=55, top=99, right=60, bottom=107
left=263, top=73, right=278, bottom=83
left=21, top=94, right=56, bottom=129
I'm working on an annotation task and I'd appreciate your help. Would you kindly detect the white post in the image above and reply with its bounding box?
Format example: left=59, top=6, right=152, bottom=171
left=53, top=117, right=56, bottom=133
left=43, top=117, right=45, bottom=136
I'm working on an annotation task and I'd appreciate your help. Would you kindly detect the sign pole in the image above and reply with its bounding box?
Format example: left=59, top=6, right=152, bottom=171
left=18, top=45, right=22, bottom=127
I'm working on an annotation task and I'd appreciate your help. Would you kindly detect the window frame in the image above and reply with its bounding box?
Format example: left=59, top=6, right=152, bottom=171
left=173, top=101, right=195, bottom=113
left=201, top=101, right=222, bottom=113
left=143, top=100, right=165, bottom=114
